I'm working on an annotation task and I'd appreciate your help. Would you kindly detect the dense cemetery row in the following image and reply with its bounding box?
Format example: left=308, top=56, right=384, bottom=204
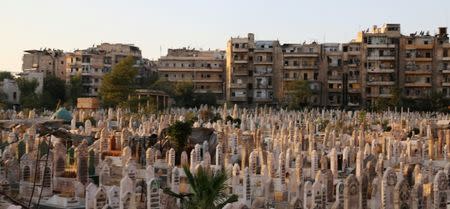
left=0, top=105, right=449, bottom=209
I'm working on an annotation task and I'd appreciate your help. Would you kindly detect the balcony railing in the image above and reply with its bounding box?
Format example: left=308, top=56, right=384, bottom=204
left=367, top=68, right=395, bottom=73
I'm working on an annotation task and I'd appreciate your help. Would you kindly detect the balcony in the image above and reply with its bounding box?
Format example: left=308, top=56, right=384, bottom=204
left=254, top=60, right=273, bottom=65
left=404, top=83, right=432, bottom=87
left=367, top=68, right=395, bottom=73
left=404, top=69, right=432, bottom=75
left=233, top=70, right=248, bottom=76
left=254, top=48, right=273, bottom=53
left=195, top=89, right=222, bottom=94
left=348, top=79, right=360, bottom=84
left=367, top=81, right=395, bottom=86
left=328, top=88, right=342, bottom=93
left=234, top=59, right=248, bottom=64
left=442, top=69, right=450, bottom=74
left=442, top=82, right=450, bottom=87
left=367, top=56, right=395, bottom=61
left=348, top=88, right=360, bottom=93
left=367, top=93, right=393, bottom=98
left=366, top=44, right=396, bottom=48
left=158, top=68, right=223, bottom=72
left=233, top=48, right=248, bottom=53
left=405, top=44, right=434, bottom=50
left=254, top=84, right=273, bottom=89
left=283, top=53, right=318, bottom=58
left=230, top=83, right=247, bottom=88
left=405, top=57, right=432, bottom=62
left=283, top=77, right=299, bottom=81
left=193, top=79, right=222, bottom=83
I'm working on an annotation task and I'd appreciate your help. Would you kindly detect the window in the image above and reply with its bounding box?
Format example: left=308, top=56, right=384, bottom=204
left=408, top=40, right=413, bottom=44
left=13, top=92, right=16, bottom=100
left=23, top=166, right=30, bottom=181
left=314, top=73, right=318, bottom=80
left=303, top=73, right=308, bottom=80
left=165, top=74, right=168, bottom=78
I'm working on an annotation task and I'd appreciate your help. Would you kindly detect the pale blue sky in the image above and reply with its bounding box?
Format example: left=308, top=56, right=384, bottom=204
left=1, top=0, right=449, bottom=72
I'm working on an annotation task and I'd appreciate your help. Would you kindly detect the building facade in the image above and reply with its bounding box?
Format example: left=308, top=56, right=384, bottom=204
left=65, top=43, right=148, bottom=97
left=225, top=24, right=449, bottom=108
left=22, top=49, right=66, bottom=79
left=157, top=48, right=225, bottom=100
left=226, top=33, right=283, bottom=105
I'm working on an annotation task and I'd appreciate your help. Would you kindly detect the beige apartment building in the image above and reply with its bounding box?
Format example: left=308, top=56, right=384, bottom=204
left=158, top=48, right=225, bottom=100
left=22, top=49, right=66, bottom=79
left=281, top=43, right=322, bottom=106
left=342, top=42, right=363, bottom=107
left=226, top=33, right=283, bottom=105
left=355, top=24, right=401, bottom=106
left=65, top=43, right=146, bottom=97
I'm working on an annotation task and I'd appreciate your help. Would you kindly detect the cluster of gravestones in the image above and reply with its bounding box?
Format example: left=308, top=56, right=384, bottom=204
left=0, top=105, right=448, bottom=209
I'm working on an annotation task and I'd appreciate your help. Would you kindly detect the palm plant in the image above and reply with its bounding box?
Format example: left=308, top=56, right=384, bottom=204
left=164, top=166, right=238, bottom=209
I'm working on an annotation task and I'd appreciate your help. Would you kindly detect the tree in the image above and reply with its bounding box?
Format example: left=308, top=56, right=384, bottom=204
left=285, top=80, right=312, bottom=110
left=167, top=121, right=193, bottom=155
left=100, top=56, right=138, bottom=107
left=41, top=75, right=66, bottom=109
left=16, top=77, right=39, bottom=109
left=194, top=91, right=217, bottom=107
left=68, top=75, right=83, bottom=106
left=164, top=166, right=238, bottom=209
left=150, top=78, right=174, bottom=95
left=0, top=71, right=14, bottom=81
left=173, top=81, right=195, bottom=107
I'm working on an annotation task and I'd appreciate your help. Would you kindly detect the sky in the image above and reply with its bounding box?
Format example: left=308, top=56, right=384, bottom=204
left=1, top=0, right=450, bottom=72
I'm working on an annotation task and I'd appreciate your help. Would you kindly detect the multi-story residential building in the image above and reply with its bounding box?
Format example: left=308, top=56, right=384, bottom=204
left=322, top=43, right=343, bottom=107
left=22, top=49, right=66, bottom=79
left=157, top=48, right=226, bottom=100
left=342, top=41, right=363, bottom=107
left=226, top=33, right=283, bottom=105
left=281, top=43, right=321, bottom=106
left=65, top=43, right=145, bottom=97
left=356, top=24, right=401, bottom=106
left=400, top=33, right=435, bottom=99
left=435, top=28, right=450, bottom=99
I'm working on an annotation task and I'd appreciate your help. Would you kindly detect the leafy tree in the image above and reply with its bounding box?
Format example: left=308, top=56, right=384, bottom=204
left=100, top=56, right=138, bottom=107
left=285, top=80, right=312, bottom=110
left=16, top=77, right=39, bottom=109
left=41, top=75, right=66, bottom=109
left=167, top=121, right=193, bottom=155
left=194, top=91, right=217, bottom=107
left=150, top=78, right=174, bottom=95
left=0, top=71, right=14, bottom=81
left=68, top=75, right=83, bottom=106
left=164, top=166, right=238, bottom=209
left=173, top=81, right=195, bottom=107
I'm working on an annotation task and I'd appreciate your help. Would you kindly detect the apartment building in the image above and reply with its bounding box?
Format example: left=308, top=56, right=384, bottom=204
left=435, top=28, right=450, bottom=99
left=342, top=42, right=363, bottom=107
left=226, top=33, right=283, bottom=105
left=322, top=43, right=344, bottom=107
left=22, top=49, right=66, bottom=79
left=65, top=43, right=145, bottom=97
left=355, top=24, right=402, bottom=106
left=281, top=43, right=322, bottom=106
left=400, top=33, right=435, bottom=99
left=157, top=48, right=225, bottom=100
